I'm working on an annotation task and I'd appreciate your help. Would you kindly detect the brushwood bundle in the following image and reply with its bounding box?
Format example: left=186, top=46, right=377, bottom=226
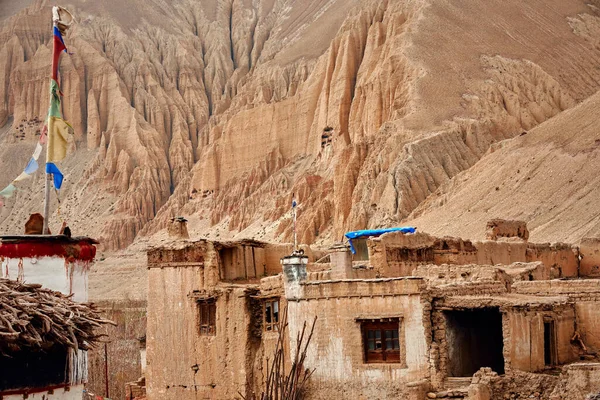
left=0, top=278, right=114, bottom=354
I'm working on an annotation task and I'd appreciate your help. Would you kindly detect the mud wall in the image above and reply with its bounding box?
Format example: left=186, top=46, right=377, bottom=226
left=580, top=238, right=600, bottom=277
left=506, top=307, right=576, bottom=372
left=286, top=278, right=429, bottom=399
left=87, top=300, right=147, bottom=400
left=367, top=232, right=578, bottom=278
left=146, top=264, right=257, bottom=400
left=514, top=280, right=600, bottom=353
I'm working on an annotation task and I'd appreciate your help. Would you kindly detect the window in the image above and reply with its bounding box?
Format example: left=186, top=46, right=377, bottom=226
left=198, top=299, right=216, bottom=336
left=264, top=298, right=280, bottom=331
left=361, top=320, right=400, bottom=363
left=353, top=238, right=370, bottom=261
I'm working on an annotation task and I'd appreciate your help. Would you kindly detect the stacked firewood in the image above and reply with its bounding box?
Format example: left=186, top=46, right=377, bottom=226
left=0, top=278, right=115, bottom=354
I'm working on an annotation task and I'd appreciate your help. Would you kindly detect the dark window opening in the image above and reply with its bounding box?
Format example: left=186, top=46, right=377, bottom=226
left=264, top=299, right=280, bottom=331
left=544, top=319, right=557, bottom=366
left=445, top=308, right=505, bottom=376
left=361, top=320, right=400, bottom=363
left=385, top=246, right=434, bottom=263
left=321, top=128, right=333, bottom=149
left=353, top=238, right=369, bottom=261
left=198, top=299, right=216, bottom=336
left=0, top=346, right=68, bottom=391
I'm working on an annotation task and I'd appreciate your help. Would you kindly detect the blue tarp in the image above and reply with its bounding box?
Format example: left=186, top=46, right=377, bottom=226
left=344, top=227, right=417, bottom=254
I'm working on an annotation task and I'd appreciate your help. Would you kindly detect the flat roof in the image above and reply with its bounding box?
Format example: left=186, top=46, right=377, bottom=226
left=436, top=293, right=570, bottom=310
left=0, top=235, right=98, bottom=244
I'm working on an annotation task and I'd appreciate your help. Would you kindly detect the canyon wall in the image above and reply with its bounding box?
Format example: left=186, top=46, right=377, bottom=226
left=1, top=0, right=600, bottom=251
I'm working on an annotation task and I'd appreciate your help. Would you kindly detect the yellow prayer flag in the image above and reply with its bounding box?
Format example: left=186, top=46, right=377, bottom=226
left=46, top=116, right=73, bottom=163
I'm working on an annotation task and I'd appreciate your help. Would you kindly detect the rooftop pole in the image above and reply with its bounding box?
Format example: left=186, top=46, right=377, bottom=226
left=292, top=195, right=297, bottom=252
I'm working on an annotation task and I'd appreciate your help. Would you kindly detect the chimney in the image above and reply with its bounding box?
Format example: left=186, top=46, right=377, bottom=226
left=329, top=243, right=353, bottom=278
left=281, top=250, right=308, bottom=299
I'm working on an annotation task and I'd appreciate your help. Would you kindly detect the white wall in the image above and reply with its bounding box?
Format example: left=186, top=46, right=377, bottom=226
left=1, top=256, right=89, bottom=302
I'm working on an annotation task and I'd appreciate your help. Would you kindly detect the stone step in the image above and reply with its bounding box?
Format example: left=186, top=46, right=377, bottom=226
left=427, top=388, right=468, bottom=399
left=444, top=377, right=472, bottom=389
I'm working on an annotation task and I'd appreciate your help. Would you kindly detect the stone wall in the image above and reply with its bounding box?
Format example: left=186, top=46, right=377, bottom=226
left=550, top=363, right=600, bottom=399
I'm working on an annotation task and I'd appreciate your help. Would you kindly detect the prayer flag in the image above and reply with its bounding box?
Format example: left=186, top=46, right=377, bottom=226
left=32, top=142, right=43, bottom=160
left=45, top=163, right=64, bottom=190
left=0, top=184, right=17, bottom=198
left=47, top=116, right=73, bottom=163
left=40, top=124, right=48, bottom=144
left=49, top=80, right=62, bottom=118
left=23, top=158, right=38, bottom=175
left=54, top=26, right=67, bottom=53
left=13, top=172, right=31, bottom=183
left=52, top=27, right=66, bottom=80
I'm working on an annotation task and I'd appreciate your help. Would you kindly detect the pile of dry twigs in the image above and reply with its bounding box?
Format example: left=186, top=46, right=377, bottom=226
left=0, top=278, right=114, bottom=354
left=261, top=310, right=317, bottom=400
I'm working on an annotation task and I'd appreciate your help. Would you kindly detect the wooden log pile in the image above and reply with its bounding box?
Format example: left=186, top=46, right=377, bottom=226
left=0, top=278, right=115, bottom=355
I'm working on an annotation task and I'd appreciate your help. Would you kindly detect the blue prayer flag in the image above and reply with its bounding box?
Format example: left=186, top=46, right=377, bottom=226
left=45, top=162, right=64, bottom=189
left=24, top=158, right=38, bottom=175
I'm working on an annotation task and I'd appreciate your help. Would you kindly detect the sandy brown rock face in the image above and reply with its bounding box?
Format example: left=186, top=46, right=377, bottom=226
left=408, top=89, right=600, bottom=244
left=1, top=0, right=600, bottom=252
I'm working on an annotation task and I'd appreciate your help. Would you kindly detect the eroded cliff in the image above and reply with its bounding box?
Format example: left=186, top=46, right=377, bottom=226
left=1, top=0, right=600, bottom=252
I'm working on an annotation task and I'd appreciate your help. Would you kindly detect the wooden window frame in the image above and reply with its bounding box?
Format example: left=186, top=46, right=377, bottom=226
left=197, top=299, right=216, bottom=336
left=360, top=319, right=401, bottom=364
left=263, top=298, right=280, bottom=332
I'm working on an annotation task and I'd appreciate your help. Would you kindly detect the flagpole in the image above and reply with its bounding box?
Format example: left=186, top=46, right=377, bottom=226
left=43, top=11, right=59, bottom=235
left=43, top=6, right=67, bottom=235
left=292, top=195, right=297, bottom=252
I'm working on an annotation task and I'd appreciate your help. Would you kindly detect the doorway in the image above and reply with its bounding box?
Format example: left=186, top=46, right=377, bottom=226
left=544, top=318, right=557, bottom=366
left=444, top=308, right=505, bottom=376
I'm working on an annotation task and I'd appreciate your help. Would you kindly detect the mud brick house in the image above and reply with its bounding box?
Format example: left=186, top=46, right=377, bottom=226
left=145, top=239, right=294, bottom=399
left=144, top=220, right=600, bottom=400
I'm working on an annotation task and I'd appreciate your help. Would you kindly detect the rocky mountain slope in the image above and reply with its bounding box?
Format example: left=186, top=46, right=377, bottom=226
left=1, top=0, right=600, bottom=262
left=409, top=89, right=600, bottom=244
